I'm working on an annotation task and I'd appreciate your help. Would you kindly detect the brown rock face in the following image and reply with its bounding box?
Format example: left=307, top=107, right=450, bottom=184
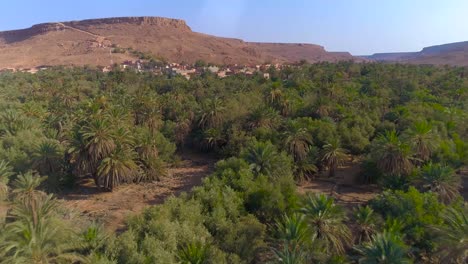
left=0, top=16, right=357, bottom=69
left=65, top=17, right=192, bottom=31
left=365, top=41, right=468, bottom=66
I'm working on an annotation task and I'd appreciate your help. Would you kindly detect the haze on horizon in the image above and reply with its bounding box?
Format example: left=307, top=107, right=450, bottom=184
left=1, top=0, right=467, bottom=55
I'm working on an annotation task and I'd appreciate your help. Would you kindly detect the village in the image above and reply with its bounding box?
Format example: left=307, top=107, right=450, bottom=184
left=0, top=59, right=293, bottom=80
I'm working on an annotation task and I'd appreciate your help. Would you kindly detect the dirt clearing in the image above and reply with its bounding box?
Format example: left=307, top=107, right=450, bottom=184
left=59, top=152, right=216, bottom=232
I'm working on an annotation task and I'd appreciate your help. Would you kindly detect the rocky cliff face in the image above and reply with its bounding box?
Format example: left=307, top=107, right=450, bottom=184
left=64, top=17, right=192, bottom=31
left=365, top=41, right=468, bottom=66
left=0, top=16, right=357, bottom=68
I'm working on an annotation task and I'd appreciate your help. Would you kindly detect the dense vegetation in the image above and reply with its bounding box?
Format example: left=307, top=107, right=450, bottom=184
left=0, top=62, right=467, bottom=263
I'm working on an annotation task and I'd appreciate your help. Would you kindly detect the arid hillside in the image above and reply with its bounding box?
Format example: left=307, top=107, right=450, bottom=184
left=365, top=41, right=468, bottom=66
left=0, top=16, right=356, bottom=69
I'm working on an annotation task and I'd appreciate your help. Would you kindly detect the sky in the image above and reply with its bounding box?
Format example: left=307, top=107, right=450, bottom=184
left=1, top=0, right=467, bottom=55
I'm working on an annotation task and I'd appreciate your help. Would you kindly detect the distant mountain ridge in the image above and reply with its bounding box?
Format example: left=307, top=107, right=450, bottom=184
left=0, top=16, right=357, bottom=69
left=364, top=41, right=468, bottom=66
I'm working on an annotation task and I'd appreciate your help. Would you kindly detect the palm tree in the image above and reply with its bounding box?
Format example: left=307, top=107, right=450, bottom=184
left=0, top=160, right=14, bottom=199
left=0, top=194, right=84, bottom=263
left=300, top=193, right=351, bottom=254
left=418, top=163, right=461, bottom=203
left=271, top=245, right=306, bottom=264
left=177, top=242, right=209, bottom=264
left=284, top=122, right=312, bottom=161
left=201, top=128, right=226, bottom=151
left=32, top=140, right=62, bottom=176
left=356, top=231, right=411, bottom=264
left=405, top=121, right=437, bottom=163
left=246, top=106, right=280, bottom=130
left=81, top=118, right=116, bottom=165
left=11, top=172, right=47, bottom=203
left=243, top=141, right=282, bottom=177
left=354, top=206, right=379, bottom=243
left=70, top=118, right=116, bottom=187
left=275, top=213, right=310, bottom=246
left=433, top=207, right=468, bottom=263
left=97, top=147, right=139, bottom=191
left=198, top=97, right=225, bottom=129
left=321, top=139, right=347, bottom=177
left=294, top=157, right=318, bottom=183
left=11, top=172, right=48, bottom=226
left=371, top=130, right=413, bottom=176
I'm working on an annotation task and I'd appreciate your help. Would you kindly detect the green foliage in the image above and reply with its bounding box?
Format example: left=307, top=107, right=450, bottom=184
left=432, top=206, right=468, bottom=263
left=300, top=193, right=351, bottom=255
left=0, top=62, right=467, bottom=263
left=370, top=130, right=413, bottom=176
left=370, top=187, right=445, bottom=251
left=355, top=231, right=411, bottom=264
left=416, top=163, right=462, bottom=203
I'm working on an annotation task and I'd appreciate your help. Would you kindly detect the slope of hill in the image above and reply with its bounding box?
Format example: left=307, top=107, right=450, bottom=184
left=0, top=17, right=356, bottom=69
left=365, top=41, right=468, bottom=66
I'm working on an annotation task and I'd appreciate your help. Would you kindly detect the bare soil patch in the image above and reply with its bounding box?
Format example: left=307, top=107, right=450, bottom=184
left=59, top=151, right=216, bottom=232
left=298, top=157, right=379, bottom=208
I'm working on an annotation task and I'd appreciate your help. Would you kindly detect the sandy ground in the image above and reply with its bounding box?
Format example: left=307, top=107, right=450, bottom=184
left=59, top=152, right=216, bottom=232
left=298, top=157, right=378, bottom=207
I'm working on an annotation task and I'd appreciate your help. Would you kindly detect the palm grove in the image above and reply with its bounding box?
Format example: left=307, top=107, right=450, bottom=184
left=0, top=62, right=467, bottom=263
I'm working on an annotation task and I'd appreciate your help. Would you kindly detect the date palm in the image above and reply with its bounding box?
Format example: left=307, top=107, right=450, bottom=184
left=272, top=245, right=306, bottom=264
left=198, top=97, right=225, bottom=129
left=405, top=121, right=437, bottom=163
left=0, top=160, right=14, bottom=199
left=247, top=106, right=280, bottom=130
left=321, top=139, right=347, bottom=178
left=354, top=206, right=379, bottom=243
left=418, top=163, right=461, bottom=203
left=433, top=207, right=468, bottom=263
left=371, top=130, right=412, bottom=176
left=284, top=122, right=312, bottom=161
left=0, top=194, right=84, bottom=264
left=32, top=140, right=62, bottom=176
left=81, top=118, right=116, bottom=164
left=300, top=193, right=351, bottom=254
left=177, top=242, right=209, bottom=264
left=356, top=231, right=411, bottom=264
left=243, top=141, right=284, bottom=177
left=275, top=213, right=310, bottom=246
left=97, top=146, right=139, bottom=191
left=11, top=172, right=48, bottom=226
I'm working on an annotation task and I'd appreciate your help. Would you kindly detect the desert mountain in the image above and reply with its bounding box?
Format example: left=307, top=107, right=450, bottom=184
left=365, top=41, right=468, bottom=66
left=0, top=16, right=356, bottom=69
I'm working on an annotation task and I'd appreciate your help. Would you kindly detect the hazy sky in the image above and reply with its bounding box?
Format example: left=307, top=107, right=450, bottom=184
left=1, top=0, right=467, bottom=55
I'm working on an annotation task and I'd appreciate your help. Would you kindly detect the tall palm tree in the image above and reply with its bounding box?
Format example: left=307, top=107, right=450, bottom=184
left=418, top=163, right=461, bottom=203
left=321, top=139, right=347, bottom=178
left=433, top=207, right=468, bottom=263
left=356, top=231, right=411, bottom=264
left=11, top=172, right=48, bottom=226
left=294, top=156, right=318, bottom=183
left=284, top=123, right=312, bottom=161
left=32, top=140, right=62, bottom=176
left=198, top=97, right=225, bottom=129
left=300, top=193, right=351, bottom=254
left=246, top=106, right=280, bottom=130
left=275, top=213, right=310, bottom=246
left=271, top=245, right=306, bottom=264
left=0, top=194, right=84, bottom=264
left=0, top=160, right=14, bottom=199
left=405, top=121, right=437, bottom=163
left=371, top=130, right=413, bottom=176
left=354, top=206, right=379, bottom=243
left=243, top=141, right=282, bottom=177
left=97, top=147, right=139, bottom=191
left=81, top=118, right=116, bottom=165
